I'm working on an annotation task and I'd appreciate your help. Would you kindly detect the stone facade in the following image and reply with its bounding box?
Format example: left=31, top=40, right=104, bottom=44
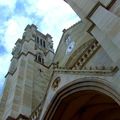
left=0, top=24, right=54, bottom=120
left=1, top=0, right=120, bottom=119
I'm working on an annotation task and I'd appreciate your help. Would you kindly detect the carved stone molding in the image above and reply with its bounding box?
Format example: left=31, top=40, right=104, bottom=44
left=29, top=103, right=42, bottom=120
left=54, top=66, right=118, bottom=76
left=52, top=77, right=61, bottom=89
left=71, top=40, right=100, bottom=70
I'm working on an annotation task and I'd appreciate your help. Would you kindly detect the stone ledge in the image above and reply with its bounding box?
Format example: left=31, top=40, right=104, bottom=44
left=54, top=66, right=118, bottom=76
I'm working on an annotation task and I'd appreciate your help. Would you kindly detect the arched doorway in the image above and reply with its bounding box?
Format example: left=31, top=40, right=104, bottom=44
left=43, top=78, right=120, bottom=120
left=52, top=90, right=120, bottom=120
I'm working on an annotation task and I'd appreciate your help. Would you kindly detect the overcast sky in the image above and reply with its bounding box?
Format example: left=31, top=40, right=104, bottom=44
left=0, top=0, right=80, bottom=93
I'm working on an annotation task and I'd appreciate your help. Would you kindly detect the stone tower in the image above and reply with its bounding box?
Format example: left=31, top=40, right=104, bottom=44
left=0, top=24, right=54, bottom=120
left=1, top=0, right=120, bottom=119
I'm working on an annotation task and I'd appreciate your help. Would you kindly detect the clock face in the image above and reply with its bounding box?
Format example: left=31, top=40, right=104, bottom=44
left=66, top=41, right=75, bottom=54
left=65, top=35, right=75, bottom=54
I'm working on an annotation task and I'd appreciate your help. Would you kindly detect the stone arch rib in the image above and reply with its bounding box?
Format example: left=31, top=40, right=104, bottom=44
left=42, top=77, right=120, bottom=120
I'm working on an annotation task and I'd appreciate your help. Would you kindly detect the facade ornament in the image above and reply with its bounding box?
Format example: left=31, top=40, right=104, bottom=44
left=52, top=77, right=61, bottom=89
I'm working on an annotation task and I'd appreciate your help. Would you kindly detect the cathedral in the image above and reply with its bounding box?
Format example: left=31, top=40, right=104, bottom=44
left=1, top=0, right=120, bottom=120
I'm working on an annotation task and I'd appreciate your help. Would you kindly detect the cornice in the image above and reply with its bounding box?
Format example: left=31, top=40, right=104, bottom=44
left=5, top=68, right=17, bottom=78
left=53, top=66, right=118, bottom=76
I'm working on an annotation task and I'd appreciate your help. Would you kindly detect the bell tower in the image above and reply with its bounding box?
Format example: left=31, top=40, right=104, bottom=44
left=0, top=24, right=54, bottom=120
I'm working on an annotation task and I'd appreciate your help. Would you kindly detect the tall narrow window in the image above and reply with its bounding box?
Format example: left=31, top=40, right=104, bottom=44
left=42, top=58, right=44, bottom=64
left=40, top=39, right=42, bottom=46
left=35, top=53, right=44, bottom=65
left=36, top=37, right=39, bottom=44
left=43, top=41, right=46, bottom=48
left=38, top=55, right=41, bottom=63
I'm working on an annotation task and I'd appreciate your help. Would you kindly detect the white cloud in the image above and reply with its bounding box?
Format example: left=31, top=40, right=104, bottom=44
left=0, top=54, right=11, bottom=74
left=30, top=0, right=80, bottom=49
left=0, top=53, right=11, bottom=93
left=0, top=0, right=80, bottom=93
left=0, top=0, right=16, bottom=12
left=3, top=16, right=32, bottom=52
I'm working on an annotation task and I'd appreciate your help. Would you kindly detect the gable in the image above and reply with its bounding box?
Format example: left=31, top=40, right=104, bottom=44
left=54, top=21, right=94, bottom=67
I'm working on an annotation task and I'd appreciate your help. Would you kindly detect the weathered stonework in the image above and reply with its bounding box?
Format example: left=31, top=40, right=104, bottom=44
left=1, top=0, right=120, bottom=119
left=0, top=24, right=54, bottom=120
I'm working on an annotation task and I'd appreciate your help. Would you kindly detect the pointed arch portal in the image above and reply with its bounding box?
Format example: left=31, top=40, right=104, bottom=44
left=43, top=78, right=120, bottom=120
left=52, top=90, right=120, bottom=120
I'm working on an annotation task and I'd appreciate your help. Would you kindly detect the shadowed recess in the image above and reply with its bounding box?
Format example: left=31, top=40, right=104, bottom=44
left=51, top=90, right=120, bottom=120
